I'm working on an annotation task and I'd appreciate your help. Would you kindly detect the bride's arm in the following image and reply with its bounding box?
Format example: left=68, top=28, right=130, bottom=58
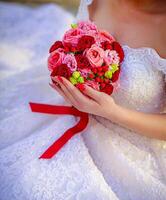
left=109, top=104, right=166, bottom=140
left=51, top=76, right=166, bottom=140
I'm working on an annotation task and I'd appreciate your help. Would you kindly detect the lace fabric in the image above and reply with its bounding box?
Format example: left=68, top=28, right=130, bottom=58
left=0, top=2, right=166, bottom=200
left=77, top=0, right=93, bottom=21
left=0, top=116, right=118, bottom=200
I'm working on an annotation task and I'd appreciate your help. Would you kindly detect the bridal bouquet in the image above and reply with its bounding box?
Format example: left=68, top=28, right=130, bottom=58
left=48, top=21, right=124, bottom=95
left=29, top=21, right=124, bottom=159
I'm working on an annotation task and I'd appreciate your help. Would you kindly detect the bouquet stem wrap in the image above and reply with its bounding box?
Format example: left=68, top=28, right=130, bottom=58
left=29, top=102, right=89, bottom=159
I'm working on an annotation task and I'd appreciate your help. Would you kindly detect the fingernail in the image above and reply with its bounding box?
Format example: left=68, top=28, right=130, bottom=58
left=76, top=84, right=86, bottom=92
left=49, top=82, right=54, bottom=88
left=81, top=84, right=86, bottom=91
left=51, top=78, right=56, bottom=84
left=57, top=76, right=63, bottom=83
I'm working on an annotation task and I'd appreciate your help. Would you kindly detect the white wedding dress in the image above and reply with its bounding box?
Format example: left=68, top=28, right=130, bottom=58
left=0, top=1, right=166, bottom=200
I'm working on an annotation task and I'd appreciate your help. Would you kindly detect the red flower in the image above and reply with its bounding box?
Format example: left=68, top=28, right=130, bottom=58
left=76, top=83, right=85, bottom=92
left=92, top=68, right=98, bottom=74
left=100, top=83, right=106, bottom=89
left=111, top=68, right=121, bottom=82
left=101, top=84, right=114, bottom=95
left=102, top=65, right=109, bottom=72
left=95, top=77, right=102, bottom=83
left=112, top=41, right=124, bottom=62
left=101, top=41, right=113, bottom=50
left=51, top=64, right=71, bottom=79
left=77, top=35, right=95, bottom=51
left=49, top=41, right=63, bottom=53
left=97, top=67, right=103, bottom=72
left=63, top=43, right=79, bottom=53
left=63, top=43, right=73, bottom=53
left=75, top=54, right=91, bottom=69
left=104, top=79, right=110, bottom=84
left=48, top=51, right=64, bottom=71
left=98, top=72, right=104, bottom=77
left=88, top=73, right=95, bottom=79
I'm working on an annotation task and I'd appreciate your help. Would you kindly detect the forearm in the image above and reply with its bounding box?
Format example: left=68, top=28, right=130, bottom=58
left=107, top=105, right=166, bottom=140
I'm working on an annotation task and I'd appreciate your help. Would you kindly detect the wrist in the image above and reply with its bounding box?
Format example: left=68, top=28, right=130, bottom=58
left=103, top=103, right=122, bottom=122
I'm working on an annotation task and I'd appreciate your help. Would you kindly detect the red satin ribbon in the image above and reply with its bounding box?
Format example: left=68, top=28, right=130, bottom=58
left=29, top=102, right=89, bottom=159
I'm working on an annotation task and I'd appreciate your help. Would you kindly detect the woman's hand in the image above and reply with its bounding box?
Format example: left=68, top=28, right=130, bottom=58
left=50, top=76, right=118, bottom=121
left=50, top=76, right=166, bottom=140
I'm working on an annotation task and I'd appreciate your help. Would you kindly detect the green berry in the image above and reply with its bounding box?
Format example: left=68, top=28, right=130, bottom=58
left=71, top=23, right=78, bottom=29
left=109, top=64, right=119, bottom=73
left=77, top=76, right=84, bottom=83
left=72, top=71, right=81, bottom=79
left=104, top=70, right=113, bottom=79
left=104, top=71, right=108, bottom=78
left=69, top=77, right=77, bottom=85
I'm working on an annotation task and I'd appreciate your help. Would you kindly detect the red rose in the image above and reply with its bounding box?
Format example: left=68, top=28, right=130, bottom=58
left=62, top=43, right=77, bottom=53
left=49, top=41, right=63, bottom=53
left=75, top=54, right=91, bottom=69
left=48, top=51, right=64, bottom=71
left=111, top=68, right=121, bottom=82
left=51, top=64, right=71, bottom=79
left=112, top=41, right=124, bottom=62
left=101, top=41, right=113, bottom=50
left=63, top=43, right=73, bottom=53
left=77, top=35, right=95, bottom=51
left=101, top=84, right=114, bottom=95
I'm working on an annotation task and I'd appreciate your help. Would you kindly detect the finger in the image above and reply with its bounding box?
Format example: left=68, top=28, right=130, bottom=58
left=60, top=77, right=89, bottom=102
left=61, top=78, right=100, bottom=109
left=51, top=77, right=78, bottom=106
left=52, top=76, right=99, bottom=110
left=49, top=83, right=71, bottom=104
left=49, top=83, right=69, bottom=99
left=82, top=85, right=103, bottom=104
left=52, top=76, right=82, bottom=102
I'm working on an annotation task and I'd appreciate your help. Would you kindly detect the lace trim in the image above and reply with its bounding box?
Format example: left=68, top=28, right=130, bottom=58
left=76, top=0, right=93, bottom=21
left=123, top=45, right=166, bottom=74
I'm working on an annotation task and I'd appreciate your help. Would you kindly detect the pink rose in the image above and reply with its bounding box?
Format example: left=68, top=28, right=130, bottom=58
left=96, top=30, right=115, bottom=44
left=78, top=21, right=98, bottom=41
left=86, top=44, right=104, bottom=67
left=48, top=51, right=64, bottom=71
left=80, top=68, right=91, bottom=78
left=62, top=54, right=77, bottom=72
left=63, top=28, right=83, bottom=46
left=78, top=21, right=98, bottom=33
left=104, top=50, right=120, bottom=65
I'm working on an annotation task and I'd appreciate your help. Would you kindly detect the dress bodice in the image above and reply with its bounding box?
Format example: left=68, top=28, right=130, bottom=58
left=113, top=45, right=166, bottom=113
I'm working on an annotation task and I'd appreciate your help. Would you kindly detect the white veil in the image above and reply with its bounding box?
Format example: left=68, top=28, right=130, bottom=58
left=76, top=0, right=93, bottom=21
